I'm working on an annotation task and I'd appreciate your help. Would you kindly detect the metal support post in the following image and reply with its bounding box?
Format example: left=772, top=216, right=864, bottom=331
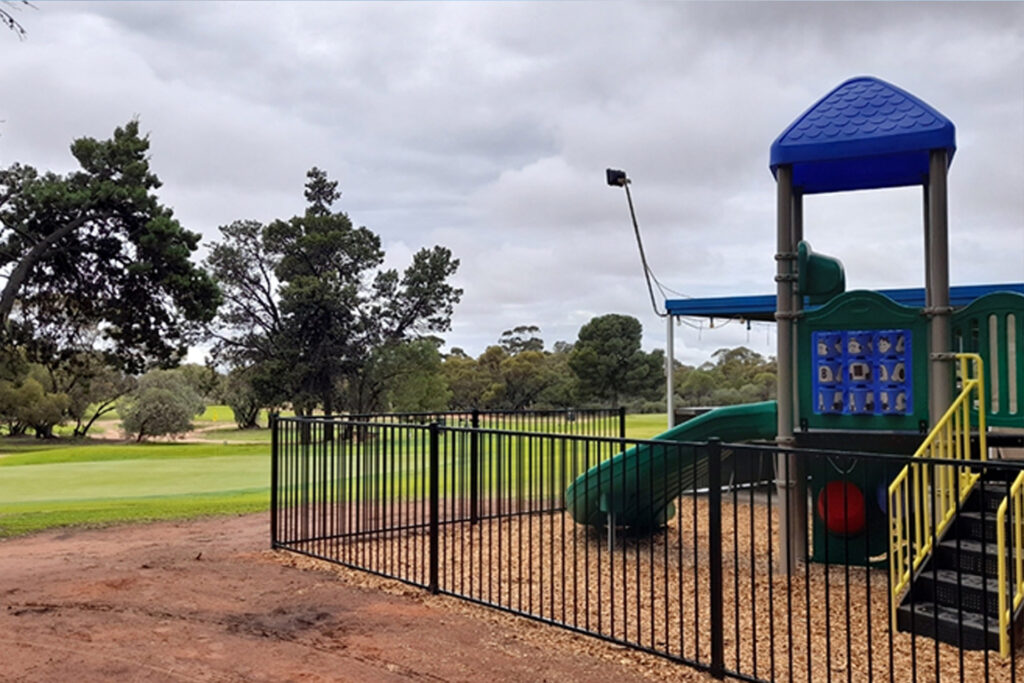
left=708, top=438, right=725, bottom=679
left=428, top=422, right=440, bottom=594
left=927, top=149, right=953, bottom=425
left=667, top=315, right=675, bottom=429
left=470, top=409, right=480, bottom=525
left=775, top=164, right=798, bottom=575
left=270, top=412, right=279, bottom=549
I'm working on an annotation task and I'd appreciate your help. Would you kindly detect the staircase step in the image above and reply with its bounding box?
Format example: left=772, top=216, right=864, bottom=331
left=913, top=568, right=1006, bottom=616
left=936, top=538, right=1009, bottom=576
left=973, top=481, right=1015, bottom=513
left=896, top=601, right=1000, bottom=650
left=956, top=510, right=1013, bottom=543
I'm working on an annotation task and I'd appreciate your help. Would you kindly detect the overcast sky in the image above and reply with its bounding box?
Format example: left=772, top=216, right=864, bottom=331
left=2, top=2, right=1022, bottom=366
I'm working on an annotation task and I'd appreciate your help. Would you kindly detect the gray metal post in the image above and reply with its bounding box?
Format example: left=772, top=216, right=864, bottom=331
left=707, top=438, right=725, bottom=679
left=667, top=315, right=675, bottom=429
left=789, top=189, right=807, bottom=565
left=775, top=164, right=797, bottom=575
left=923, top=183, right=932, bottom=309
left=927, top=149, right=952, bottom=425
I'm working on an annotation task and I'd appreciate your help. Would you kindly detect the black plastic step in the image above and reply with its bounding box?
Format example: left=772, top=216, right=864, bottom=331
left=913, top=568, right=1006, bottom=616
left=971, top=481, right=1015, bottom=514
left=956, top=510, right=1012, bottom=542
left=896, top=600, right=1000, bottom=650
left=935, top=538, right=1009, bottom=576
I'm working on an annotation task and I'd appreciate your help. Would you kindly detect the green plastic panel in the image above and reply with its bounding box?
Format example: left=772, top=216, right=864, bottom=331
left=798, top=290, right=930, bottom=431
left=951, top=292, right=1024, bottom=428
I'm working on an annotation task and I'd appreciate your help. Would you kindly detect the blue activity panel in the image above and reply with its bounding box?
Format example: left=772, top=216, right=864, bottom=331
left=812, top=329, right=913, bottom=416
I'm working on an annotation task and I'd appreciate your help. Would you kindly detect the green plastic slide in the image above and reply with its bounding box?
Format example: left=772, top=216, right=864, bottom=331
left=564, top=401, right=777, bottom=531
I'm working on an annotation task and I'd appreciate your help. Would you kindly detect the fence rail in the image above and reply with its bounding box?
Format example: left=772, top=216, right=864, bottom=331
left=271, top=412, right=1024, bottom=682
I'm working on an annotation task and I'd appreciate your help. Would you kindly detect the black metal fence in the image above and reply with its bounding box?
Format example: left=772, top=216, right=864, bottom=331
left=270, top=415, right=1024, bottom=683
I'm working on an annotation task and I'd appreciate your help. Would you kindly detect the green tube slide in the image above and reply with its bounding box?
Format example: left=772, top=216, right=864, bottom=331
left=564, top=401, right=777, bottom=531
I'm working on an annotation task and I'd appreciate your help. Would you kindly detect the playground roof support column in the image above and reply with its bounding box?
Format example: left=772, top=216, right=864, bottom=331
left=775, top=164, right=801, bottom=574
left=666, top=315, right=675, bottom=430
left=789, top=189, right=807, bottom=568
left=927, top=149, right=953, bottom=425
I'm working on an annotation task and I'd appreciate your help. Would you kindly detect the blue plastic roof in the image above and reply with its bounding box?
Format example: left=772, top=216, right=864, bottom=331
left=665, top=284, right=1024, bottom=321
left=770, top=76, right=956, bottom=194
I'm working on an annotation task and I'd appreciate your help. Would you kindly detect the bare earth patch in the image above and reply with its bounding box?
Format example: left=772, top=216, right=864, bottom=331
left=0, top=514, right=711, bottom=682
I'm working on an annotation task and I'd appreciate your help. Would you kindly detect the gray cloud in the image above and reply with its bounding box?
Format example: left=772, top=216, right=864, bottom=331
left=1, top=1, right=1020, bottom=368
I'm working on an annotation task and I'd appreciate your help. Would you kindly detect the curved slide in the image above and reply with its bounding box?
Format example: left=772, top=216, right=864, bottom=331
left=564, top=401, right=777, bottom=531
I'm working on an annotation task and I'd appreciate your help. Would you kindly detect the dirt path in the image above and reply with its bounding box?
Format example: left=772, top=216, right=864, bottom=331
left=0, top=514, right=710, bottom=682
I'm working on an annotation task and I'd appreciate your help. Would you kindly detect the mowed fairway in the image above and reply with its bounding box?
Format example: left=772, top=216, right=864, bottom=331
left=0, top=412, right=668, bottom=538
left=0, top=436, right=270, bottom=537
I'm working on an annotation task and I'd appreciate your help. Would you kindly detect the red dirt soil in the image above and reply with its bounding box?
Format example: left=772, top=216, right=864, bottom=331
left=0, top=514, right=710, bottom=682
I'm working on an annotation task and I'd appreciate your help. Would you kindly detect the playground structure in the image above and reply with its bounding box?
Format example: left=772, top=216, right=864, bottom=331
left=271, top=76, right=1024, bottom=682
left=567, top=76, right=1024, bottom=654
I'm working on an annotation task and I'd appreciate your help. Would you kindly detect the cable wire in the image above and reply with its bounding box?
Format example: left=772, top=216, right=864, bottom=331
left=622, top=182, right=668, bottom=318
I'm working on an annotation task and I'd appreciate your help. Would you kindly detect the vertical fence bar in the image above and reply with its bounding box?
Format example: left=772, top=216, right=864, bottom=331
left=429, top=421, right=440, bottom=594
left=708, top=437, right=725, bottom=679
left=270, top=411, right=279, bottom=549
left=471, top=409, right=480, bottom=525
left=618, top=406, right=626, bottom=441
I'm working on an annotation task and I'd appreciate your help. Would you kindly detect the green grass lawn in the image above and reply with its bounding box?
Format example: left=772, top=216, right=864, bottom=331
left=0, top=412, right=667, bottom=539
left=0, top=440, right=268, bottom=538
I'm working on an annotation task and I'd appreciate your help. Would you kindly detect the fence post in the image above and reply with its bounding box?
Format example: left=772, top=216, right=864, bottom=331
left=470, top=408, right=480, bottom=525
left=429, top=422, right=440, bottom=594
left=618, top=406, right=627, bottom=440
left=270, top=412, right=279, bottom=549
left=707, top=437, right=725, bottom=679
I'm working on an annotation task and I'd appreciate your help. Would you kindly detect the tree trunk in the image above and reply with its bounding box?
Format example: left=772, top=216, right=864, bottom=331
left=0, top=214, right=95, bottom=331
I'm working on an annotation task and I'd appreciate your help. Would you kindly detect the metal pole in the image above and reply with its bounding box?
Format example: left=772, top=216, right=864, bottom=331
left=270, top=412, right=279, bottom=549
left=775, top=164, right=796, bottom=575
left=667, top=315, right=675, bottom=429
left=789, top=189, right=807, bottom=566
left=927, top=149, right=952, bottom=425
left=470, top=408, right=479, bottom=525
left=923, top=183, right=932, bottom=309
left=428, top=422, right=440, bottom=594
left=707, top=437, right=725, bottom=679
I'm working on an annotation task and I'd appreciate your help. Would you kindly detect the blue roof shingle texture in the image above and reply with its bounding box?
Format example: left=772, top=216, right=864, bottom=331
left=770, top=77, right=956, bottom=194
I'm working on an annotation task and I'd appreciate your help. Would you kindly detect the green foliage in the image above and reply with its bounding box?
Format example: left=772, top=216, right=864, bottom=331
left=207, top=168, right=462, bottom=415
left=175, top=363, right=223, bottom=403
left=569, top=314, right=662, bottom=407
left=0, top=120, right=220, bottom=372
left=673, top=346, right=776, bottom=407
left=498, top=325, right=544, bottom=354
left=373, top=340, right=451, bottom=413
left=119, top=370, right=205, bottom=441
left=0, top=363, right=70, bottom=437
left=222, top=367, right=262, bottom=428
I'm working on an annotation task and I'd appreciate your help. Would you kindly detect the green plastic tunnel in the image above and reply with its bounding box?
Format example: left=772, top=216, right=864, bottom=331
left=564, top=401, right=777, bottom=531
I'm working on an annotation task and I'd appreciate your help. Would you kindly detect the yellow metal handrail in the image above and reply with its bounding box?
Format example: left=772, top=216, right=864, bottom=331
left=889, top=353, right=987, bottom=629
left=996, top=472, right=1024, bottom=656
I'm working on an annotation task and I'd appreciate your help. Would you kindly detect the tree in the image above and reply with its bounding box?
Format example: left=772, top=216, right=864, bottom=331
left=60, top=353, right=134, bottom=437
left=498, top=325, right=544, bottom=354
left=2, top=1, right=31, bottom=39
left=441, top=353, right=489, bottom=409
left=207, top=168, right=462, bottom=415
left=498, top=350, right=555, bottom=409
left=0, top=121, right=221, bottom=372
left=222, top=367, right=262, bottom=429
left=0, top=364, right=69, bottom=437
left=569, top=314, right=662, bottom=407
left=176, top=363, right=223, bottom=403
left=119, top=370, right=205, bottom=442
